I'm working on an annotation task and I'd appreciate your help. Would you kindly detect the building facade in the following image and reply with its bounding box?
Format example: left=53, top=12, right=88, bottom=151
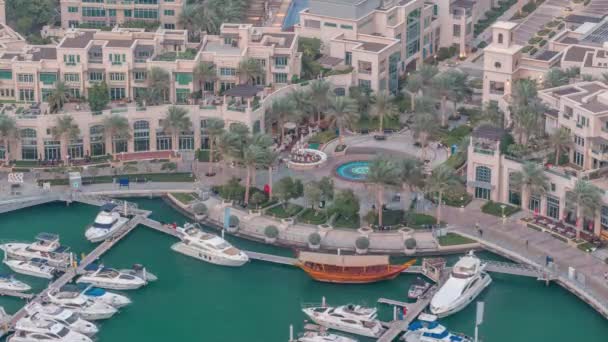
left=60, top=0, right=185, bottom=30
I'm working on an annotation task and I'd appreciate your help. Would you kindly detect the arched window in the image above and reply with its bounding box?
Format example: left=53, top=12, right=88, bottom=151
left=497, top=33, right=503, bottom=44
left=476, top=166, right=492, bottom=183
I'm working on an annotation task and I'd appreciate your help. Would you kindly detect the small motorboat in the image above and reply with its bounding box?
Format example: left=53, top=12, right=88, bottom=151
left=0, top=233, right=71, bottom=267
left=302, top=305, right=384, bottom=338
left=15, top=315, right=92, bottom=342
left=171, top=223, right=249, bottom=266
left=23, top=307, right=98, bottom=337
left=4, top=258, right=56, bottom=279
left=402, top=313, right=472, bottom=342
left=46, top=292, right=117, bottom=321
left=8, top=329, right=92, bottom=342
left=84, top=204, right=129, bottom=243
left=0, top=274, right=31, bottom=292
left=298, top=330, right=358, bottom=342
left=60, top=284, right=131, bottom=308
left=76, top=264, right=151, bottom=290
left=408, top=277, right=432, bottom=300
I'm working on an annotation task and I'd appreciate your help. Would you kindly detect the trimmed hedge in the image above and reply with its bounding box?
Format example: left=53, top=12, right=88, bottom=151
left=264, top=225, right=279, bottom=238
left=355, top=236, right=370, bottom=249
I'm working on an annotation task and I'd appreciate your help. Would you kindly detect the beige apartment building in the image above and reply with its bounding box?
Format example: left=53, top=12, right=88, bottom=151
left=467, top=81, right=608, bottom=239
left=295, top=0, right=439, bottom=93
left=437, top=0, right=493, bottom=57
left=60, top=0, right=185, bottom=30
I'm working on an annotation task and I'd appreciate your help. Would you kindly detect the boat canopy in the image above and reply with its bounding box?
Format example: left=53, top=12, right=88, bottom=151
left=35, top=232, right=60, bottom=242
left=298, top=251, right=389, bottom=267
left=100, top=203, right=118, bottom=212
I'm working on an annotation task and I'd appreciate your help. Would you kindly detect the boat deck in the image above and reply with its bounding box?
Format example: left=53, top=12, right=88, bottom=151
left=0, top=289, right=34, bottom=300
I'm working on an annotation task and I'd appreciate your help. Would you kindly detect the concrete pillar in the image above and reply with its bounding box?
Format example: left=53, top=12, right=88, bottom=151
left=594, top=208, right=601, bottom=237
left=559, top=195, right=567, bottom=221
left=540, top=195, right=547, bottom=216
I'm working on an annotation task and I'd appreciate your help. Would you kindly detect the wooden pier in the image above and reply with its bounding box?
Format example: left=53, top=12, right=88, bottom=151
left=245, top=251, right=296, bottom=265
left=0, top=290, right=34, bottom=300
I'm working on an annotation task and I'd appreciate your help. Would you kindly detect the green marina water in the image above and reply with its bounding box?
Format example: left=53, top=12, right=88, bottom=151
left=0, top=198, right=607, bottom=342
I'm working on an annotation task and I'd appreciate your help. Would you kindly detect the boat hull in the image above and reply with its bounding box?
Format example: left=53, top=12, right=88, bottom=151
left=304, top=314, right=381, bottom=338
left=298, top=261, right=414, bottom=284
left=431, top=273, right=492, bottom=318
left=170, top=242, right=248, bottom=267
left=85, top=218, right=128, bottom=243
left=76, top=277, right=144, bottom=291
left=3, top=261, right=54, bottom=279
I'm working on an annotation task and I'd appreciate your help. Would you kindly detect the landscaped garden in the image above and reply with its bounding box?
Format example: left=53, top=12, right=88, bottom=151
left=298, top=208, right=328, bottom=225
left=481, top=201, right=521, bottom=217
left=266, top=203, right=304, bottom=219
left=437, top=232, right=476, bottom=246
left=170, top=192, right=199, bottom=205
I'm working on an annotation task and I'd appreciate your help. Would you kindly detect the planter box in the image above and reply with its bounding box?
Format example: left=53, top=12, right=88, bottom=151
left=355, top=247, right=368, bottom=255
left=264, top=236, right=277, bottom=244
left=404, top=247, right=416, bottom=255
left=308, top=242, right=321, bottom=250
left=226, top=225, right=239, bottom=233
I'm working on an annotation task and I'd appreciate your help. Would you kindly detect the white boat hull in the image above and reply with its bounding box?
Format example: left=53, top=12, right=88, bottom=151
left=85, top=218, right=129, bottom=243
left=171, top=242, right=248, bottom=267
left=431, top=273, right=492, bottom=318
left=76, top=277, right=144, bottom=291
left=3, top=260, right=54, bottom=279
left=0, top=280, right=31, bottom=292
left=0, top=243, right=67, bottom=266
left=306, top=315, right=380, bottom=338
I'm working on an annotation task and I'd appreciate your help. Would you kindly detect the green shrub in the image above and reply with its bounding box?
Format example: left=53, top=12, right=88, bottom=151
left=537, top=29, right=550, bottom=36
left=548, top=31, right=556, bottom=38
left=405, top=238, right=417, bottom=249
left=539, top=39, right=547, bottom=47
left=528, top=36, right=542, bottom=45
left=264, top=225, right=279, bottom=238
left=355, top=236, right=370, bottom=250
left=481, top=201, right=520, bottom=217
left=161, top=162, right=177, bottom=171
left=477, top=41, right=488, bottom=49
left=521, top=45, right=533, bottom=53
left=335, top=144, right=347, bottom=152
left=191, top=202, right=207, bottom=215
left=529, top=47, right=538, bottom=55
left=308, top=232, right=322, bottom=245
left=308, top=130, right=337, bottom=144
left=557, top=22, right=565, bottom=30
left=229, top=215, right=239, bottom=227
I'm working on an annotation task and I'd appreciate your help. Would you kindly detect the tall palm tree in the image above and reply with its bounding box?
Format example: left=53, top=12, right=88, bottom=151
left=51, top=115, right=80, bottom=162
left=398, top=158, right=424, bottom=212
left=430, top=72, right=452, bottom=127
left=309, top=79, right=331, bottom=123
left=370, top=91, right=397, bottom=133
left=194, top=61, right=217, bottom=96
left=602, top=72, right=608, bottom=84
left=238, top=58, right=265, bottom=85
left=566, top=180, right=603, bottom=238
left=327, top=96, right=358, bottom=144
left=205, top=117, right=225, bottom=176
left=266, top=97, right=296, bottom=143
left=242, top=134, right=273, bottom=204
left=0, top=114, right=17, bottom=162
left=404, top=74, right=423, bottom=112
left=146, top=67, right=171, bottom=105
left=161, top=106, right=191, bottom=150
left=548, top=127, right=572, bottom=165
left=418, top=64, right=439, bottom=90
left=411, top=111, right=439, bottom=160
left=367, top=156, right=399, bottom=227
left=426, top=165, right=460, bottom=224
left=47, top=81, right=69, bottom=114
left=481, top=101, right=505, bottom=128
left=263, top=149, right=279, bottom=198
left=543, top=68, right=568, bottom=88
left=287, top=88, right=312, bottom=121
left=102, top=114, right=130, bottom=155
left=511, top=162, right=549, bottom=212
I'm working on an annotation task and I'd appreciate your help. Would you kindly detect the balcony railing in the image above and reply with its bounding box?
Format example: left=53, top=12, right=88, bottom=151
left=111, top=61, right=123, bottom=66
left=65, top=62, right=77, bottom=66
left=474, top=147, right=495, bottom=155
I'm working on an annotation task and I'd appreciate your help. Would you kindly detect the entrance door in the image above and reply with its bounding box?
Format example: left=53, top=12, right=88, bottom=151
left=475, top=187, right=490, bottom=200
left=44, top=146, right=60, bottom=160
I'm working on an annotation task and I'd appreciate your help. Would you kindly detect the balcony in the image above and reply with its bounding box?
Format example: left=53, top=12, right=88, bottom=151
left=65, top=62, right=77, bottom=66
left=473, top=147, right=495, bottom=155
left=111, top=61, right=123, bottom=66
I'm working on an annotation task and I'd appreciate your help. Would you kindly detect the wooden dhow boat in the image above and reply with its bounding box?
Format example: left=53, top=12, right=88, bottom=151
left=296, top=251, right=415, bottom=284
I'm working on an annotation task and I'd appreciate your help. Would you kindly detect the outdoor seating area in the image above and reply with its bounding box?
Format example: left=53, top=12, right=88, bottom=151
left=523, top=215, right=604, bottom=249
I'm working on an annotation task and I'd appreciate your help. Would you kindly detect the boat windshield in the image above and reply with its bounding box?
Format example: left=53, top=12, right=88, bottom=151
left=452, top=265, right=476, bottom=278
left=56, top=326, right=70, bottom=337
left=64, top=313, right=78, bottom=324
left=185, top=228, right=199, bottom=236
left=200, top=233, right=216, bottom=240
left=93, top=221, right=116, bottom=229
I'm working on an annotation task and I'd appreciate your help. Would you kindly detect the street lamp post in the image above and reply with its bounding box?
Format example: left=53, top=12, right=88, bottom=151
left=500, top=204, right=506, bottom=222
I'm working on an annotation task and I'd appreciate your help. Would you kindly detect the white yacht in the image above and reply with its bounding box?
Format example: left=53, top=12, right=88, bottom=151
left=302, top=306, right=384, bottom=338
left=402, top=313, right=471, bottom=342
left=0, top=233, right=71, bottom=267
left=61, top=284, right=131, bottom=308
left=4, top=258, right=56, bottom=279
left=430, top=251, right=492, bottom=318
left=15, top=315, right=92, bottom=342
left=76, top=264, right=149, bottom=290
left=171, top=223, right=249, bottom=266
left=84, top=204, right=129, bottom=243
left=46, top=292, right=117, bottom=320
left=0, top=274, right=31, bottom=292
left=23, top=307, right=98, bottom=337
left=298, top=331, right=358, bottom=342
left=8, top=330, right=92, bottom=342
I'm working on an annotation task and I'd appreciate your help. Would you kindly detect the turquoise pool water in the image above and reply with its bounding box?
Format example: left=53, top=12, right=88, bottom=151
left=282, top=0, right=309, bottom=29
left=336, top=160, right=370, bottom=181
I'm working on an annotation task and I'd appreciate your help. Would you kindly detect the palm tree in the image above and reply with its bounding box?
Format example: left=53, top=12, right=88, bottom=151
left=602, top=72, right=608, bottom=85
left=205, top=118, right=225, bottom=176
left=242, top=134, right=273, bottom=204
left=367, top=156, right=399, bottom=227
left=161, top=106, right=191, bottom=150
left=481, top=101, right=505, bottom=128
left=102, top=114, right=130, bottom=155
left=418, top=64, right=439, bottom=90
left=327, top=96, right=358, bottom=144
left=567, top=180, right=603, bottom=238
left=510, top=80, right=545, bottom=143
left=178, top=3, right=221, bottom=36
left=266, top=97, right=296, bottom=143
left=263, top=149, right=279, bottom=198
left=544, top=68, right=568, bottom=88
left=411, top=111, right=439, bottom=160
left=309, top=79, right=331, bottom=123
left=548, top=127, right=571, bottom=165
left=430, top=72, right=452, bottom=127
left=194, top=61, right=216, bottom=96
left=370, top=91, right=397, bottom=133
left=287, top=88, right=312, bottom=121
left=426, top=165, right=460, bottom=224
left=404, top=74, right=423, bottom=112
left=238, top=58, right=265, bottom=85
left=51, top=115, right=80, bottom=162
left=0, top=114, right=17, bottom=162
left=146, top=67, right=171, bottom=105
left=178, top=4, right=204, bottom=40
left=511, top=162, right=549, bottom=212
left=397, top=158, right=424, bottom=212
left=47, top=81, right=69, bottom=114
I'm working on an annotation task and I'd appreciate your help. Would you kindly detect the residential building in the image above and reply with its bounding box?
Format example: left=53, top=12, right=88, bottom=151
left=60, top=0, right=185, bottom=30
left=436, top=0, right=493, bottom=57
left=295, top=0, right=439, bottom=93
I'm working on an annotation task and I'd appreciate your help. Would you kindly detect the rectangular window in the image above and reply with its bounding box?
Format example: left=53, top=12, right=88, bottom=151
left=68, top=6, right=79, bottom=13
left=175, top=73, right=193, bottom=85
left=133, top=71, right=147, bottom=81
left=17, top=74, right=34, bottom=83
left=0, top=70, right=11, bottom=79
left=19, top=89, right=34, bottom=102
left=124, top=9, right=132, bottom=17
left=82, top=7, right=106, bottom=17
left=164, top=23, right=175, bottom=29
left=108, top=9, right=116, bottom=17
left=64, top=73, right=80, bottom=82
left=134, top=0, right=158, bottom=3
left=273, top=73, right=288, bottom=83
left=109, top=73, right=125, bottom=81
left=219, top=68, right=236, bottom=76
left=110, top=87, right=126, bottom=100
left=134, top=9, right=158, bottom=19
left=39, top=73, right=57, bottom=85
left=175, top=88, right=189, bottom=104
left=340, top=24, right=353, bottom=30
left=89, top=72, right=103, bottom=81
left=324, top=22, right=337, bottom=27
left=358, top=79, right=371, bottom=89
left=274, top=56, right=288, bottom=66
left=345, top=52, right=352, bottom=66
left=164, top=9, right=175, bottom=16
left=453, top=24, right=461, bottom=37
left=574, top=135, right=584, bottom=146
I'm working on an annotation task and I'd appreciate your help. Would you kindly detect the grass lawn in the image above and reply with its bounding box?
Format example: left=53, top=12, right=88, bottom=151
left=308, top=131, right=337, bottom=145
left=438, top=233, right=476, bottom=246
left=577, top=242, right=595, bottom=253
left=39, top=172, right=195, bottom=186
left=333, top=214, right=360, bottom=229
left=12, top=160, right=40, bottom=167
left=374, top=209, right=404, bottom=226
left=353, top=116, right=401, bottom=132
left=481, top=201, right=520, bottom=217
left=406, top=212, right=440, bottom=229
left=171, top=192, right=199, bottom=205
left=299, top=208, right=328, bottom=225
left=266, top=203, right=303, bottom=218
